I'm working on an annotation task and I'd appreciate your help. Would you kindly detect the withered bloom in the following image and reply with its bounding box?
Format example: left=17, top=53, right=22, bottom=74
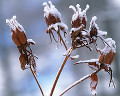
left=69, top=4, right=91, bottom=50
left=43, top=1, right=68, bottom=49
left=6, top=16, right=37, bottom=74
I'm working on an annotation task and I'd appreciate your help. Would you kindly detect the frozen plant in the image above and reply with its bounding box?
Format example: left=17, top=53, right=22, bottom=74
left=6, top=1, right=116, bottom=96
left=6, top=16, right=44, bottom=96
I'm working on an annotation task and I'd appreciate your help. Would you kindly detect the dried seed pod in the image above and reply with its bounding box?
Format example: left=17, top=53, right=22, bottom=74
left=6, top=16, right=27, bottom=46
left=90, top=73, right=98, bottom=96
left=19, top=54, right=26, bottom=70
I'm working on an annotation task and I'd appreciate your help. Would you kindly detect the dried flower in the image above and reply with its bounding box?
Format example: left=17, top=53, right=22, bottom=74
left=6, top=16, right=37, bottom=74
left=43, top=1, right=68, bottom=49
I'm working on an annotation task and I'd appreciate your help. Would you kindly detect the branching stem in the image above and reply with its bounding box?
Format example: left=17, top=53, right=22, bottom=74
left=50, top=47, right=73, bottom=96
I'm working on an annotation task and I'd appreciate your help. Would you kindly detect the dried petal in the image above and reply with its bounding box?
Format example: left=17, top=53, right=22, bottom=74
left=90, top=73, right=98, bottom=96
left=19, top=54, right=26, bottom=70
left=99, top=50, right=115, bottom=65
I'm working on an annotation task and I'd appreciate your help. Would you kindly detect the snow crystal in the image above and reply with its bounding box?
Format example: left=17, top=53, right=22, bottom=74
left=101, top=38, right=116, bottom=54
left=43, top=1, right=61, bottom=18
left=27, top=39, right=36, bottom=45
left=69, top=4, right=89, bottom=22
left=75, top=59, right=99, bottom=64
left=63, top=47, right=72, bottom=56
left=6, top=16, right=25, bottom=32
left=47, top=22, right=68, bottom=32
left=70, top=55, right=79, bottom=60
left=89, top=16, right=108, bottom=37
left=70, top=25, right=83, bottom=34
left=97, top=30, right=107, bottom=36
left=89, top=16, right=99, bottom=31
left=91, top=89, right=97, bottom=96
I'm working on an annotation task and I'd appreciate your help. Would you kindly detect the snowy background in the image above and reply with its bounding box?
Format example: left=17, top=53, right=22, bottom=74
left=0, top=0, right=120, bottom=96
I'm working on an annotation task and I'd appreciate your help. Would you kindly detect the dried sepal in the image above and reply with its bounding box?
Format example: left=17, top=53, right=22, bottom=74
left=6, top=16, right=27, bottom=46
left=29, top=55, right=37, bottom=74
left=90, top=73, right=98, bottom=96
left=88, top=62, right=100, bottom=70
left=19, top=54, right=27, bottom=70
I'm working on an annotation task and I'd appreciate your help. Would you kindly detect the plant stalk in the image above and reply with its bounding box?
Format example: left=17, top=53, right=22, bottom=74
left=30, top=66, right=44, bottom=96
left=50, top=47, right=73, bottom=96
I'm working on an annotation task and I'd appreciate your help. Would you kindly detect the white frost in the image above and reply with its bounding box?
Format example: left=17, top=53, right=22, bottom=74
left=63, top=47, right=72, bottom=56
left=69, top=4, right=89, bottom=22
left=70, top=55, right=79, bottom=60
left=6, top=15, right=25, bottom=33
left=91, top=89, right=97, bottom=96
left=89, top=16, right=108, bottom=37
left=43, top=1, right=61, bottom=19
left=101, top=38, right=116, bottom=54
left=47, top=22, right=68, bottom=32
left=75, top=59, right=99, bottom=64
left=27, top=39, right=35, bottom=45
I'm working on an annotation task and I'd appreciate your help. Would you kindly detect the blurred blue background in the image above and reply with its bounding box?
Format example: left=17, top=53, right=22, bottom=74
left=0, top=0, right=120, bottom=96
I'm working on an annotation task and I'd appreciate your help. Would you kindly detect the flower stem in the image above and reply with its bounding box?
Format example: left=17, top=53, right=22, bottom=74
left=30, top=66, right=44, bottom=96
left=50, top=47, right=73, bottom=96
left=60, top=69, right=101, bottom=96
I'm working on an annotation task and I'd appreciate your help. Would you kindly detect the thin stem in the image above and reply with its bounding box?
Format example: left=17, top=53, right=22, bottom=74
left=50, top=47, right=73, bottom=96
left=60, top=69, right=101, bottom=96
left=30, top=66, right=44, bottom=96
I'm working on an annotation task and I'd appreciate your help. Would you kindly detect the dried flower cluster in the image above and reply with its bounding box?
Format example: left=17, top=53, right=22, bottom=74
left=6, top=16, right=37, bottom=74
left=43, top=2, right=116, bottom=96
left=6, top=1, right=116, bottom=96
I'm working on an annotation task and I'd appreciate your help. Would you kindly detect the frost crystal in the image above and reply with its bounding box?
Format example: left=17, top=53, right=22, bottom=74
left=69, top=4, right=89, bottom=22
left=43, top=1, right=61, bottom=18
left=102, top=38, right=116, bottom=54
left=6, top=15, right=25, bottom=33
left=92, top=89, right=97, bottom=96
left=89, top=16, right=107, bottom=37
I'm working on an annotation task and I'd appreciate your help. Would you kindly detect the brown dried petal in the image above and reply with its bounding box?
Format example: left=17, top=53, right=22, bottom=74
left=90, top=73, right=98, bottom=95
left=90, top=26, right=98, bottom=37
left=45, top=13, right=61, bottom=26
left=19, top=54, right=26, bottom=70
left=72, top=17, right=86, bottom=28
left=99, top=51, right=115, bottom=65
left=11, top=28, right=27, bottom=46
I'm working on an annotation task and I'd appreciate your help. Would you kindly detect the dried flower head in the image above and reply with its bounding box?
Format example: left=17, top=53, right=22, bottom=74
left=6, top=16, right=37, bottom=74
left=6, top=16, right=27, bottom=46
left=69, top=4, right=92, bottom=50
left=43, top=1, right=68, bottom=49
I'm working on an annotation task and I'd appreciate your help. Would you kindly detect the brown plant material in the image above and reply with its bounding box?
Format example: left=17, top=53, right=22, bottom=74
left=43, top=1, right=68, bottom=50
left=6, top=16, right=44, bottom=96
left=19, top=54, right=27, bottom=70
left=90, top=73, right=98, bottom=96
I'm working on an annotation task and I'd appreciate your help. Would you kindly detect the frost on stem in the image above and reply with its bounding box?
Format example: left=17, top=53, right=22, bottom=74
left=43, top=1, right=68, bottom=49
left=6, top=16, right=37, bottom=74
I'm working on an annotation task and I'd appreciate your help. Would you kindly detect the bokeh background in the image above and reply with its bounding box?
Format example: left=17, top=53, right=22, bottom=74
left=0, top=0, right=120, bottom=96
